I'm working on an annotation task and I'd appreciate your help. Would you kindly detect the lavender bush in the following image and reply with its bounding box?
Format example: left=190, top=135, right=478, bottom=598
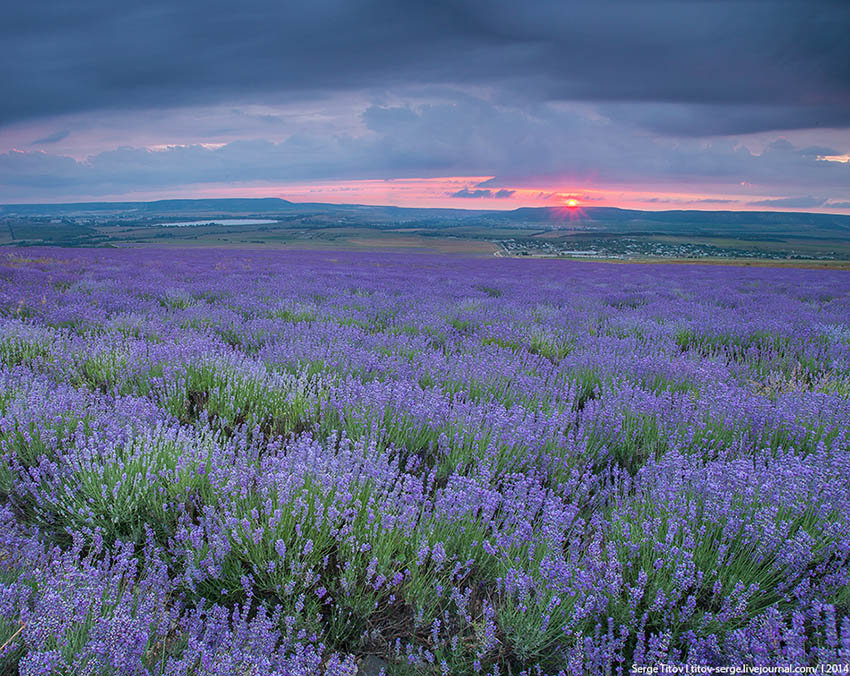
left=1, top=248, right=849, bottom=674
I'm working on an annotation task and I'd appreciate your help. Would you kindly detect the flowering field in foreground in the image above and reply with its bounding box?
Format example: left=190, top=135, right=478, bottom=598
left=1, top=248, right=849, bottom=675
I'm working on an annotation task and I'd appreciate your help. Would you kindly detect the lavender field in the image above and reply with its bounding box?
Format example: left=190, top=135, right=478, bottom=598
left=1, top=248, right=849, bottom=675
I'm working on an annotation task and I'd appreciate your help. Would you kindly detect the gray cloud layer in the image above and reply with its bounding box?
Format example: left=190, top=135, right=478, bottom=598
left=31, top=129, right=70, bottom=145
left=451, top=188, right=516, bottom=199
left=2, top=96, right=848, bottom=202
left=3, top=1, right=849, bottom=135
left=749, top=195, right=828, bottom=208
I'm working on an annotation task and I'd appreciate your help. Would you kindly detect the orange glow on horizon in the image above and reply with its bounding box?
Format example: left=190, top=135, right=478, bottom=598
left=24, top=176, right=850, bottom=216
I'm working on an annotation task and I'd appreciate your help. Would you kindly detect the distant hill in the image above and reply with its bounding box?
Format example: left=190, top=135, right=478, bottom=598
left=492, top=206, right=850, bottom=233
left=0, top=197, right=295, bottom=217
left=2, top=198, right=849, bottom=233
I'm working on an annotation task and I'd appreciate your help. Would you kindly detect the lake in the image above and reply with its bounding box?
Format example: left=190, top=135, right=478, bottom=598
left=159, top=218, right=279, bottom=227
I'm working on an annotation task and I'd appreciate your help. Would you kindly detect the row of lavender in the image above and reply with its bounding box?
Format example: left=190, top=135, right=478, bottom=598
left=1, top=248, right=849, bottom=675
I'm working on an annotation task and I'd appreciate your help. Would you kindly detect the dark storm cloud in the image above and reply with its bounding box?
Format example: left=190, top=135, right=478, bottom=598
left=2, top=0, right=849, bottom=134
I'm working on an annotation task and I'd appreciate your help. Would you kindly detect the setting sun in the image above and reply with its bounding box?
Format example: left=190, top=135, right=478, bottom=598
left=566, top=198, right=579, bottom=207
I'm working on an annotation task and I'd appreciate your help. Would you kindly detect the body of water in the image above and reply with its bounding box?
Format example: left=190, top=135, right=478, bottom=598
left=159, top=219, right=278, bottom=227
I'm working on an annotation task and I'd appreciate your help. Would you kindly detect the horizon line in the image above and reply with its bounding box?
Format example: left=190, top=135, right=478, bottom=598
left=2, top=195, right=850, bottom=219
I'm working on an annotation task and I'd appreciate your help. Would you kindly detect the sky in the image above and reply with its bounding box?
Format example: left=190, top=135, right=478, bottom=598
left=1, top=0, right=849, bottom=212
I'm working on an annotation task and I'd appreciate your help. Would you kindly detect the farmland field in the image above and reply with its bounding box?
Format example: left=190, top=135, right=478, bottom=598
left=1, top=248, right=849, bottom=674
